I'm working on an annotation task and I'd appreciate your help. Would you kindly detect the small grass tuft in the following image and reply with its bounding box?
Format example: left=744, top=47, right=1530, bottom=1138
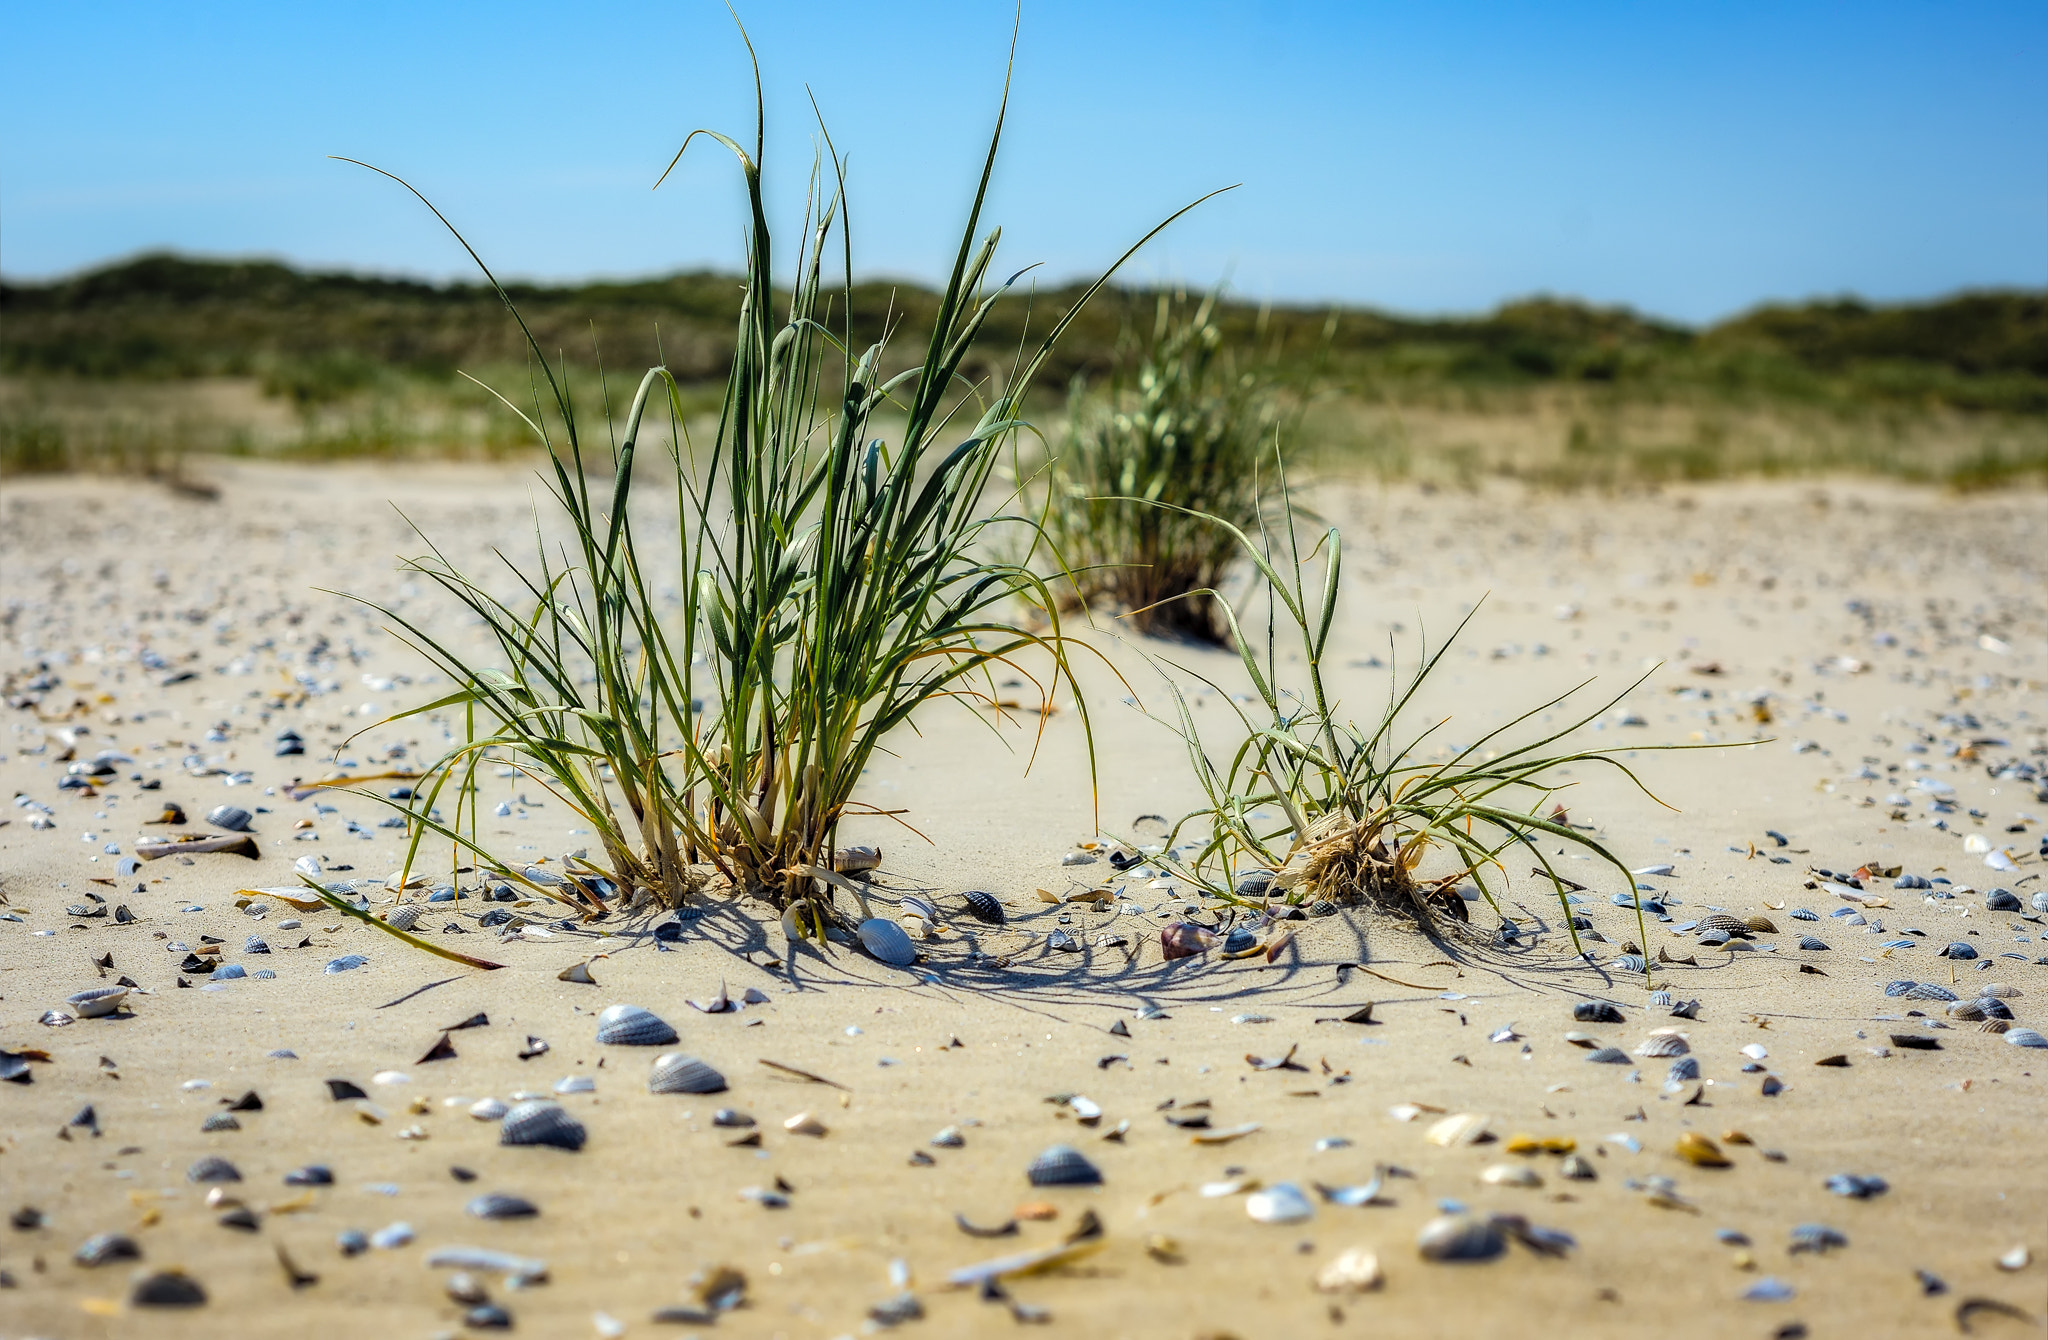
left=1149, top=455, right=1721, bottom=979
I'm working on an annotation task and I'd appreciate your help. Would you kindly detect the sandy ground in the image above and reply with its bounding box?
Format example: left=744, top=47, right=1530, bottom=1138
left=2, top=461, right=2045, bottom=1340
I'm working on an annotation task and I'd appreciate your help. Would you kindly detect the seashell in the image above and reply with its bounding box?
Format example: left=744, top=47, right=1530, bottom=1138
left=1697, top=928, right=1730, bottom=947
left=1696, top=914, right=1748, bottom=937
left=210, top=964, right=246, bottom=981
left=553, top=1075, right=595, bottom=1094
left=324, top=955, right=369, bottom=974
left=1983, top=888, right=2020, bottom=912
left=1977, top=983, right=2022, bottom=999
left=244, top=935, right=270, bottom=954
left=1610, top=955, right=1647, bottom=973
left=383, top=905, right=423, bottom=931
left=648, top=1053, right=727, bottom=1095
left=1245, top=1182, right=1315, bottom=1223
left=1160, top=922, right=1216, bottom=961
left=200, top=1112, right=239, bottom=1132
left=131, top=1270, right=207, bottom=1307
left=930, top=1125, right=965, bottom=1148
left=2003, top=1028, right=2048, bottom=1049
left=1572, top=1001, right=1624, bottom=1024
left=1939, top=941, right=1977, bottom=960
left=1479, top=1163, right=1541, bottom=1188
left=1585, top=1047, right=1631, bottom=1065
left=1904, top=983, right=1958, bottom=1002
left=713, top=1109, right=755, bottom=1128
left=470, top=1097, right=508, bottom=1121
left=1824, top=1173, right=1888, bottom=1199
left=1947, top=999, right=1987, bottom=1021
left=2032, top=892, right=2048, bottom=913
left=594, top=1004, right=677, bottom=1047
left=1744, top=1277, right=1797, bottom=1302
left=74, top=1231, right=143, bottom=1266
left=1743, top=916, right=1777, bottom=933
left=1675, top=1132, right=1731, bottom=1167
left=425, top=1245, right=550, bottom=1275
left=1798, top=935, right=1829, bottom=951
left=1981, top=1019, right=2011, bottom=1034
left=1563, top=1031, right=1599, bottom=1047
left=369, top=1222, right=414, bottom=1250
left=1234, top=869, right=1275, bottom=899
left=1667, top=1056, right=1702, bottom=1083
left=857, top=918, right=917, bottom=967
left=206, top=805, right=254, bottom=832
left=467, top=1193, right=539, bottom=1220
left=1788, top=1223, right=1848, bottom=1255
left=187, top=1156, right=241, bottom=1183
left=960, top=890, right=1005, bottom=925
left=1558, top=1154, right=1596, bottom=1181
left=66, top=986, right=129, bottom=1018
left=1416, top=1213, right=1505, bottom=1262
left=1025, top=1143, right=1102, bottom=1187
left=283, top=1165, right=333, bottom=1185
left=783, top=1112, right=828, bottom=1137
left=499, top=1101, right=586, bottom=1152
left=900, top=895, right=940, bottom=925
left=1883, top=979, right=1916, bottom=997
left=1789, top=907, right=1819, bottom=921
left=1425, top=1113, right=1492, bottom=1147
left=1222, top=925, right=1257, bottom=955
left=1313, top=1247, right=1384, bottom=1294
left=1634, top=1034, right=1689, bottom=1058
left=833, top=846, right=883, bottom=875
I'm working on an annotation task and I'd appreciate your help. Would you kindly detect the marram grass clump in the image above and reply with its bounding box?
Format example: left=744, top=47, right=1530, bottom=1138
left=336, top=32, right=1217, bottom=946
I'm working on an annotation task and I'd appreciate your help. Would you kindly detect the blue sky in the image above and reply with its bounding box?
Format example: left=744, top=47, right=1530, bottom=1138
left=3, top=1, right=2043, bottom=322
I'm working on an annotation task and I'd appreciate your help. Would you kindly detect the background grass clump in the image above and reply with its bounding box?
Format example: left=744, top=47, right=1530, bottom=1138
left=1045, top=290, right=1289, bottom=643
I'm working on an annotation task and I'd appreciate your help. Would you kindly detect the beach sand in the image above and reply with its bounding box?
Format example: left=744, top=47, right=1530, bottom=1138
left=2, top=462, right=2043, bottom=1339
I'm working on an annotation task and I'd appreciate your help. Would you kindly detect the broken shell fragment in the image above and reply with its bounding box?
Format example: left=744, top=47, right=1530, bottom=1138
left=1675, top=1132, right=1732, bottom=1168
left=783, top=1112, right=828, bottom=1137
left=1425, top=1113, right=1493, bottom=1147
left=131, top=1270, right=208, bottom=1307
left=1479, top=1163, right=1542, bottom=1188
left=1314, top=1247, right=1384, bottom=1294
left=834, top=846, right=883, bottom=875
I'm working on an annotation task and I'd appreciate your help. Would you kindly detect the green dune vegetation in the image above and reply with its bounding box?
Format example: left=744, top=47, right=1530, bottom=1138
left=2, top=251, right=2044, bottom=487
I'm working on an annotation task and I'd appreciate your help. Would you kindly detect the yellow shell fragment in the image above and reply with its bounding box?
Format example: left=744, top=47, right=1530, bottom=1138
left=1675, top=1131, right=1732, bottom=1167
